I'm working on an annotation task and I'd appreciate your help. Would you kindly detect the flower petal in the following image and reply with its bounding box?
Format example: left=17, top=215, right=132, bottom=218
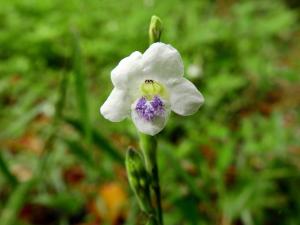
left=169, top=78, right=204, bottom=116
left=131, top=99, right=171, bottom=136
left=111, top=51, right=143, bottom=89
left=100, top=88, right=131, bottom=122
left=142, top=42, right=184, bottom=81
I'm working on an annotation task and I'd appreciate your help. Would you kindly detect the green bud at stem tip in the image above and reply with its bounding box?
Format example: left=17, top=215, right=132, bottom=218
left=149, top=15, right=163, bottom=44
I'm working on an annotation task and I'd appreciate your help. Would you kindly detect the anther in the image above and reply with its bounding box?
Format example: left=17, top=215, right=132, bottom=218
left=145, top=79, right=154, bottom=84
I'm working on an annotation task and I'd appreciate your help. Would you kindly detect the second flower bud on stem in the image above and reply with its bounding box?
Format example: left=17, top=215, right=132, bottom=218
left=125, top=148, right=154, bottom=215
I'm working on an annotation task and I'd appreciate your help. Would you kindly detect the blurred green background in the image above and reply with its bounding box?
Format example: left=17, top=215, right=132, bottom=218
left=0, top=0, right=300, bottom=224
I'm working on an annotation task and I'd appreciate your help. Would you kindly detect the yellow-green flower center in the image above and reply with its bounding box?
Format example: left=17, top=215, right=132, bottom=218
left=140, top=79, right=166, bottom=99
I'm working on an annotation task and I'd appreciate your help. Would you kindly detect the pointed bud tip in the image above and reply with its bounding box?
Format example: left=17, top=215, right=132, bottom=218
left=126, top=147, right=141, bottom=163
left=150, top=15, right=162, bottom=25
left=149, top=15, right=163, bottom=44
left=126, top=147, right=136, bottom=157
left=125, top=147, right=144, bottom=172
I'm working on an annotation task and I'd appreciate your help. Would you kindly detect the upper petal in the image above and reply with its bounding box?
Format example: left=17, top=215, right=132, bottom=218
left=111, top=51, right=143, bottom=89
left=169, top=78, right=204, bottom=116
left=100, top=88, right=131, bottom=122
left=142, top=42, right=184, bottom=81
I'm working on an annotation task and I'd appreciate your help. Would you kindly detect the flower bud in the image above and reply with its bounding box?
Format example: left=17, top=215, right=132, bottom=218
left=125, top=148, right=153, bottom=213
left=149, top=15, right=163, bottom=44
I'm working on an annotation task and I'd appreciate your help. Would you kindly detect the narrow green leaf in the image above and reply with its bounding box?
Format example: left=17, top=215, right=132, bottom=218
left=71, top=31, right=92, bottom=145
left=33, top=192, right=84, bottom=215
left=163, top=146, right=205, bottom=200
left=0, top=180, right=35, bottom=225
left=0, top=106, right=41, bottom=139
left=63, top=138, right=94, bottom=166
left=36, top=72, right=69, bottom=176
left=64, top=117, right=123, bottom=163
left=0, top=151, right=18, bottom=187
left=53, top=72, right=69, bottom=123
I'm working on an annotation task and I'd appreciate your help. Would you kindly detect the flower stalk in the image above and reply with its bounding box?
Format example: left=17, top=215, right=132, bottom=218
left=125, top=15, right=164, bottom=225
left=139, top=133, right=163, bottom=225
left=139, top=15, right=164, bottom=225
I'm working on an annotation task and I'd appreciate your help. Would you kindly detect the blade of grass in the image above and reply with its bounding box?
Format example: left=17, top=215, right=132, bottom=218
left=71, top=30, right=92, bottom=145
left=0, top=151, right=18, bottom=187
left=37, top=72, right=69, bottom=174
left=63, top=138, right=95, bottom=167
left=125, top=198, right=139, bottom=225
left=32, top=192, right=84, bottom=215
left=0, top=82, right=47, bottom=139
left=0, top=180, right=35, bottom=225
left=64, top=117, right=123, bottom=163
left=162, top=144, right=206, bottom=200
left=0, top=72, right=69, bottom=225
left=0, top=106, right=41, bottom=139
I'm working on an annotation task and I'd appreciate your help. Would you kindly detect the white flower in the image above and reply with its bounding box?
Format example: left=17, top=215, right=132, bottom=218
left=100, top=42, right=204, bottom=136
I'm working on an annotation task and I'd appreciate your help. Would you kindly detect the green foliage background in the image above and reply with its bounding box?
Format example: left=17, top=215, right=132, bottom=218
left=0, top=0, right=300, bottom=225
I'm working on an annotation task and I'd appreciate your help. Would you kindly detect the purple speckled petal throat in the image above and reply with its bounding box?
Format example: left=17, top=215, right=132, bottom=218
left=135, top=96, right=165, bottom=121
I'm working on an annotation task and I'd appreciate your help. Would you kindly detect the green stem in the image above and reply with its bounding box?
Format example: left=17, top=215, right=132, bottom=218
left=152, top=154, right=163, bottom=225
left=139, top=134, right=163, bottom=225
left=138, top=14, right=164, bottom=225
